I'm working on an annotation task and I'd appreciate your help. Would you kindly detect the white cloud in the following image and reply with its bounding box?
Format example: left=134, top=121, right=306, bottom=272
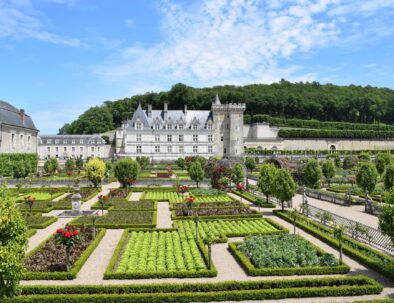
left=0, top=0, right=83, bottom=47
left=94, top=0, right=343, bottom=90
left=124, top=18, right=135, bottom=28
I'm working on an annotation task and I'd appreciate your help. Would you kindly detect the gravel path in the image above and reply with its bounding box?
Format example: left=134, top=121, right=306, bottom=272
left=156, top=202, right=173, bottom=228
left=129, top=191, right=143, bottom=201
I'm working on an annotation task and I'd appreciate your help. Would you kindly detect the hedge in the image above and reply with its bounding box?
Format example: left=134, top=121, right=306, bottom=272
left=10, top=276, right=382, bottom=302
left=229, top=241, right=350, bottom=276
left=274, top=210, right=394, bottom=281
left=0, top=153, right=38, bottom=177
left=104, top=230, right=217, bottom=279
left=171, top=210, right=263, bottom=221
left=245, top=148, right=394, bottom=155
left=26, top=216, right=58, bottom=229
left=278, top=128, right=394, bottom=139
left=23, top=229, right=106, bottom=280
left=231, top=190, right=276, bottom=208
left=27, top=229, right=37, bottom=237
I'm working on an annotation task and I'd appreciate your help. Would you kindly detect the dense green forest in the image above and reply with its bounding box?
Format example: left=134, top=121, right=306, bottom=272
left=59, top=80, right=394, bottom=134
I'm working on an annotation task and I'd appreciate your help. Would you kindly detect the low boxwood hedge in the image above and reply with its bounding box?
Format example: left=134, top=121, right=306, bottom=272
left=11, top=275, right=382, bottom=302
left=23, top=229, right=106, bottom=280
left=231, top=190, right=276, bottom=208
left=274, top=210, right=394, bottom=281
left=229, top=239, right=350, bottom=276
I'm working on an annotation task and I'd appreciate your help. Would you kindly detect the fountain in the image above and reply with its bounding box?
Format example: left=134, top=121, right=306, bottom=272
left=58, top=183, right=97, bottom=218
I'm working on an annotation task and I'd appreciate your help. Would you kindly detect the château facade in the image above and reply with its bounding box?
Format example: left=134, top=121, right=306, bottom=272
left=115, top=96, right=246, bottom=161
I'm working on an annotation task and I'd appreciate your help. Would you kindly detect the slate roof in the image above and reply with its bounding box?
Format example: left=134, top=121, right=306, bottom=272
left=39, top=134, right=106, bottom=145
left=129, top=104, right=212, bottom=129
left=0, top=100, right=38, bottom=131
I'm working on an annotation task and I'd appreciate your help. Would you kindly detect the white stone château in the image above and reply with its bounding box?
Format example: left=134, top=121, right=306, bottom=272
left=115, top=95, right=246, bottom=161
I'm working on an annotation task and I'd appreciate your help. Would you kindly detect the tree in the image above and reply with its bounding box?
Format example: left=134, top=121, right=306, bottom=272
left=13, top=159, right=31, bottom=179
left=322, top=160, right=336, bottom=187
left=356, top=162, right=378, bottom=195
left=113, top=158, right=140, bottom=188
left=175, top=157, right=186, bottom=170
left=378, top=205, right=394, bottom=248
left=384, top=163, right=394, bottom=190
left=257, top=164, right=277, bottom=203
left=231, top=163, right=245, bottom=185
left=303, top=159, right=322, bottom=189
left=244, top=157, right=256, bottom=188
left=65, top=159, right=75, bottom=174
left=44, top=158, right=58, bottom=175
left=333, top=224, right=346, bottom=263
left=136, top=156, right=150, bottom=170
left=188, top=161, right=204, bottom=188
left=374, top=152, right=391, bottom=175
left=343, top=156, right=358, bottom=169
left=85, top=158, right=106, bottom=187
left=272, top=168, right=297, bottom=210
left=75, top=157, right=84, bottom=173
left=0, top=188, right=28, bottom=298
left=358, top=152, right=371, bottom=162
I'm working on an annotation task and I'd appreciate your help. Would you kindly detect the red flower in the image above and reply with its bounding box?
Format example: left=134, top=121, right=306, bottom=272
left=56, top=228, right=63, bottom=233
left=63, top=231, right=71, bottom=238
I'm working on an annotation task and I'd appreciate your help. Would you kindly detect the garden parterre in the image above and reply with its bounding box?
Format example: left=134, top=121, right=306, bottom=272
left=143, top=191, right=233, bottom=203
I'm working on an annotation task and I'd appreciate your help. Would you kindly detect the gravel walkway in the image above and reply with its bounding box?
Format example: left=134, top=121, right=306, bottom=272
left=156, top=202, right=173, bottom=228
left=129, top=191, right=143, bottom=201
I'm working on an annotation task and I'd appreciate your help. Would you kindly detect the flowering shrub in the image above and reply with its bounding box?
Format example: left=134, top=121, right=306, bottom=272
left=24, top=195, right=36, bottom=214
left=97, top=194, right=108, bottom=215
left=48, top=187, right=58, bottom=199
left=55, top=226, right=80, bottom=271
left=177, top=185, right=189, bottom=194
left=236, top=183, right=245, bottom=192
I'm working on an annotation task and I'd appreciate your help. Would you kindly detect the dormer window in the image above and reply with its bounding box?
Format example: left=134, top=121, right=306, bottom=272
left=178, top=124, right=184, bottom=130
left=136, top=122, right=142, bottom=130
left=167, top=124, right=173, bottom=130
left=206, top=124, right=212, bottom=130
left=154, top=124, right=160, bottom=130
left=192, top=124, right=198, bottom=130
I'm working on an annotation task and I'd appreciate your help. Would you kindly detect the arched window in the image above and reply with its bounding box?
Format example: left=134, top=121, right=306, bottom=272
left=330, top=145, right=336, bottom=151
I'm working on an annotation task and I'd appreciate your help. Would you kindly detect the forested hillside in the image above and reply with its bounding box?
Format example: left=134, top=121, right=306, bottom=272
left=59, top=80, right=394, bottom=134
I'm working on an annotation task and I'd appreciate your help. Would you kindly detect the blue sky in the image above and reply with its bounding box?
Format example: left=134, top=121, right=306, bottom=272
left=1, top=0, right=394, bottom=134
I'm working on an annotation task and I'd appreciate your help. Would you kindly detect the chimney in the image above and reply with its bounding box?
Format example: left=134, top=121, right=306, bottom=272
left=147, top=104, right=152, bottom=118
left=163, top=102, right=168, bottom=120
left=184, top=104, right=187, bottom=114
left=19, top=109, right=25, bottom=124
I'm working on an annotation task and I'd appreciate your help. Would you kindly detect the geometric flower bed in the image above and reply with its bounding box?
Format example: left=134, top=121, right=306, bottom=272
left=229, top=234, right=350, bottom=276
left=91, top=200, right=156, bottom=211
left=176, top=218, right=284, bottom=242
left=24, top=227, right=106, bottom=280
left=172, top=207, right=260, bottom=219
left=172, top=201, right=243, bottom=210
left=54, top=188, right=99, bottom=209
left=15, top=191, right=61, bottom=202
left=70, top=211, right=156, bottom=228
left=18, top=200, right=53, bottom=213
left=22, top=213, right=57, bottom=228
left=144, top=191, right=233, bottom=203
left=105, top=230, right=216, bottom=279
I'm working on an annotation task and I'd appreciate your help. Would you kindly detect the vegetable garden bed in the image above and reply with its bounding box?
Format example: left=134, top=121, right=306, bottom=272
left=105, top=230, right=216, bottom=279
left=229, top=234, right=349, bottom=276
left=22, top=213, right=57, bottom=228
left=24, top=228, right=106, bottom=280
left=172, top=207, right=261, bottom=219
left=91, top=200, right=156, bottom=211
left=232, top=190, right=276, bottom=208
left=171, top=201, right=243, bottom=210
left=143, top=191, right=233, bottom=203
left=175, top=218, right=286, bottom=242
left=70, top=211, right=156, bottom=228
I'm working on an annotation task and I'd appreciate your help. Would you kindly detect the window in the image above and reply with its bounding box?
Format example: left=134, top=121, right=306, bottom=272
left=179, top=134, right=184, bottom=142
left=193, top=145, right=198, bottom=153
left=178, top=124, right=184, bottom=130
left=192, top=124, right=198, bottom=130
left=137, top=134, right=142, bottom=141
left=207, top=124, right=212, bottom=130
left=72, top=140, right=75, bottom=144
left=167, top=146, right=172, bottom=153
left=208, top=134, right=213, bottom=142
left=193, top=134, right=198, bottom=142
left=224, top=148, right=227, bottom=154
left=155, top=145, right=160, bottom=153
left=20, top=134, right=24, bottom=144
left=56, top=147, right=59, bottom=152
left=27, top=136, right=31, bottom=145
left=80, top=139, right=84, bottom=144
left=80, top=147, right=83, bottom=152
left=208, top=145, right=213, bottom=153
left=63, top=139, right=67, bottom=144
left=136, top=122, right=142, bottom=130
left=155, top=134, right=160, bottom=142
left=47, top=139, right=52, bottom=144
left=155, top=124, right=160, bottom=130
left=64, top=147, right=67, bottom=152
left=11, top=133, right=15, bottom=146
left=55, top=139, right=59, bottom=144
left=136, top=145, right=142, bottom=153
left=179, top=145, right=184, bottom=153
left=167, top=124, right=173, bottom=130
left=47, top=147, right=50, bottom=152
left=98, top=147, right=101, bottom=152
left=91, top=147, right=94, bottom=152
left=221, top=135, right=224, bottom=142
left=167, top=135, right=172, bottom=142
left=72, top=147, right=75, bottom=152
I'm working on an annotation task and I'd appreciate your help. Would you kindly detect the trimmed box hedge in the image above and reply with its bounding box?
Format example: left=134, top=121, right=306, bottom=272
left=229, top=238, right=350, bottom=276
left=274, top=210, right=394, bottom=281
left=12, top=275, right=382, bottom=302
left=23, top=229, right=106, bottom=280
left=232, top=190, right=276, bottom=208
left=23, top=213, right=57, bottom=229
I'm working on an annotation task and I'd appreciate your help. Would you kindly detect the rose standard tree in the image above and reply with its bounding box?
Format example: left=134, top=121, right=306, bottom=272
left=113, top=158, right=140, bottom=188
left=55, top=226, right=80, bottom=272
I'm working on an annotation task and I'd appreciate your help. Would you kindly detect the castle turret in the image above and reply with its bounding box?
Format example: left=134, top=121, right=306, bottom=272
left=211, top=96, right=245, bottom=159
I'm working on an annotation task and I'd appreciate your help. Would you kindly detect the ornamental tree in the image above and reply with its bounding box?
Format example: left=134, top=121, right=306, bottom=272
left=258, top=163, right=277, bottom=203
left=86, top=158, right=106, bottom=188
left=0, top=188, right=28, bottom=299
left=384, top=164, right=394, bottom=190
left=231, top=163, right=245, bottom=186
left=113, top=158, right=140, bottom=188
left=333, top=224, right=346, bottom=263
left=303, top=159, right=322, bottom=189
left=378, top=205, right=394, bottom=248
left=356, top=162, right=378, bottom=196
left=24, top=195, right=36, bottom=215
left=55, top=226, right=80, bottom=272
left=13, top=159, right=31, bottom=179
left=375, top=154, right=386, bottom=175
left=244, top=157, right=256, bottom=188
left=188, top=161, right=204, bottom=188
left=44, top=157, right=59, bottom=175
left=136, top=156, right=150, bottom=170
left=65, top=159, right=75, bottom=174
left=175, top=157, right=186, bottom=170
left=75, top=157, right=84, bottom=173
left=343, top=156, right=358, bottom=169
left=322, top=160, right=336, bottom=187
left=272, top=168, right=297, bottom=210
